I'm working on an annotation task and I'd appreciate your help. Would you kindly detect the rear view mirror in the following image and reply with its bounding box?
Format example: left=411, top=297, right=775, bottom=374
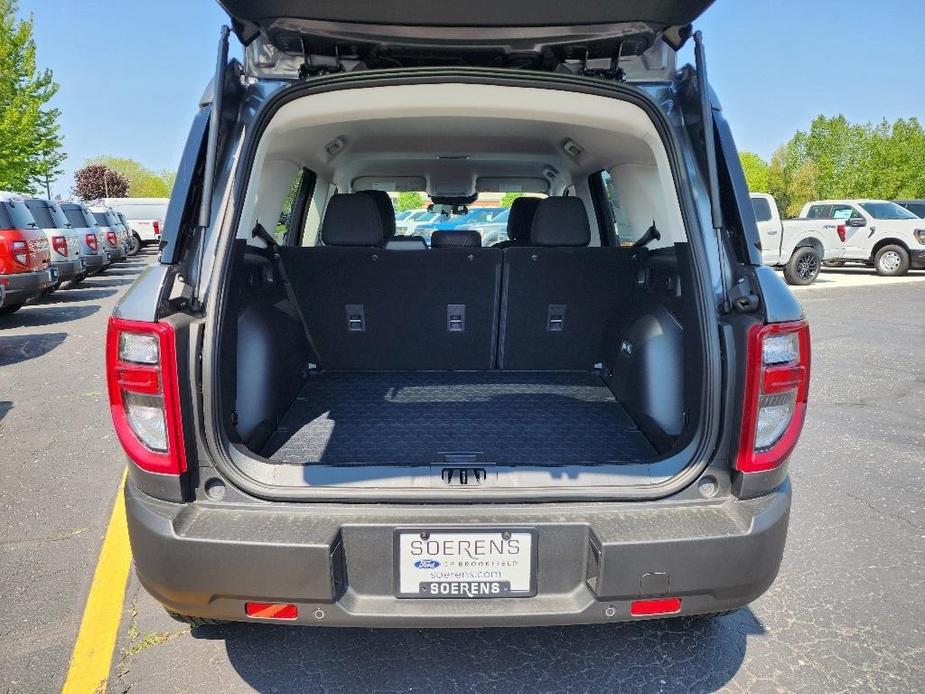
left=847, top=217, right=866, bottom=227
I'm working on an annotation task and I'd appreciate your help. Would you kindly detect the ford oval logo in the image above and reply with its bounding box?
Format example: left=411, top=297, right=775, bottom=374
left=415, top=559, right=440, bottom=569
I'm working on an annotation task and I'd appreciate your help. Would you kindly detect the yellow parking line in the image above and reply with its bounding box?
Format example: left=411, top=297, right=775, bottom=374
left=61, top=468, right=131, bottom=694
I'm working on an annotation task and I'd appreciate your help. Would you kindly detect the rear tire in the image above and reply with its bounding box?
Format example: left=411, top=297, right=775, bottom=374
left=0, top=303, right=24, bottom=316
left=874, top=244, right=909, bottom=276
left=783, top=247, right=821, bottom=285
left=128, top=234, right=141, bottom=256
left=164, top=608, right=229, bottom=626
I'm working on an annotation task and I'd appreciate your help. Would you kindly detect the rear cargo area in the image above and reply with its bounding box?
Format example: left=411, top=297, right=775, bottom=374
left=208, top=81, right=712, bottom=495
left=262, top=371, right=655, bottom=465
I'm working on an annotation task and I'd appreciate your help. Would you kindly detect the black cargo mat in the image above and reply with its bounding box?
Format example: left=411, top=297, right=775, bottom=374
left=262, top=371, right=656, bottom=465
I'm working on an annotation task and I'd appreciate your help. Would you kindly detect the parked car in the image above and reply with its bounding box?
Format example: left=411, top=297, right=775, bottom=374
left=894, top=199, right=925, bottom=218
left=415, top=206, right=506, bottom=244
left=20, top=197, right=85, bottom=291
left=799, top=200, right=925, bottom=276
left=0, top=196, right=54, bottom=314
left=89, top=207, right=127, bottom=263
left=749, top=193, right=846, bottom=285
left=112, top=0, right=808, bottom=628
left=394, top=209, right=440, bottom=237
left=59, top=202, right=108, bottom=275
left=470, top=207, right=511, bottom=246
left=100, top=198, right=169, bottom=253
left=112, top=211, right=138, bottom=256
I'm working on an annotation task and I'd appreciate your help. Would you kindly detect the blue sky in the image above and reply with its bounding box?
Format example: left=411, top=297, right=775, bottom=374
left=20, top=0, right=925, bottom=197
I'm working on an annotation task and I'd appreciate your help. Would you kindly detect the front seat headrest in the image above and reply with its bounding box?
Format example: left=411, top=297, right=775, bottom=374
left=431, top=229, right=482, bottom=248
left=530, top=197, right=591, bottom=247
left=506, top=196, right=542, bottom=243
left=358, top=190, right=396, bottom=239
left=320, top=194, right=384, bottom=247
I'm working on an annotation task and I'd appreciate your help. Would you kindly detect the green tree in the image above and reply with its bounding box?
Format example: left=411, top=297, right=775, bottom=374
left=764, top=114, right=925, bottom=216
left=738, top=152, right=770, bottom=192
left=500, top=192, right=525, bottom=207
left=86, top=156, right=174, bottom=197
left=0, top=0, right=65, bottom=194
left=396, top=191, right=424, bottom=212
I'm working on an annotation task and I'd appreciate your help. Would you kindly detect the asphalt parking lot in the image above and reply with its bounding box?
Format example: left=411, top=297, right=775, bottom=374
left=1, top=259, right=923, bottom=693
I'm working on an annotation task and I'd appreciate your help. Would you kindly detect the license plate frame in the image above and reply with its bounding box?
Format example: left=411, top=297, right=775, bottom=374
left=394, top=528, right=537, bottom=599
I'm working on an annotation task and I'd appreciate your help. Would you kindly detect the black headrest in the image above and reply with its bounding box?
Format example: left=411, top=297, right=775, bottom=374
left=431, top=229, right=482, bottom=248
left=530, top=197, right=591, bottom=247
left=506, top=196, right=542, bottom=242
left=385, top=236, right=428, bottom=251
left=358, top=190, right=396, bottom=239
left=320, top=194, right=384, bottom=247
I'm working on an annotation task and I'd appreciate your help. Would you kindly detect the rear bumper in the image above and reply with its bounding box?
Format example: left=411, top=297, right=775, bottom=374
left=105, top=247, right=125, bottom=262
left=51, top=259, right=82, bottom=282
left=126, top=479, right=791, bottom=627
left=0, top=269, right=53, bottom=306
left=81, top=254, right=105, bottom=272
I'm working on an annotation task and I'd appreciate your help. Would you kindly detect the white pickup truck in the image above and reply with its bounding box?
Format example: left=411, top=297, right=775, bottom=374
left=799, top=200, right=925, bottom=276
left=750, top=193, right=847, bottom=285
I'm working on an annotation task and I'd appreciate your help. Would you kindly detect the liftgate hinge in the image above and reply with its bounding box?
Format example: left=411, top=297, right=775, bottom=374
left=728, top=275, right=760, bottom=313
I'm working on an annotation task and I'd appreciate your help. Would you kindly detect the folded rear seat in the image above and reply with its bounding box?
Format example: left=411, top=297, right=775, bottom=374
left=499, top=197, right=636, bottom=370
left=279, top=193, right=502, bottom=370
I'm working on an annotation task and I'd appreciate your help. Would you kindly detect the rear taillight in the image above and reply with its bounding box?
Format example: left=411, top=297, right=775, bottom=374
left=106, top=317, right=187, bottom=475
left=106, top=231, right=117, bottom=246
left=836, top=224, right=847, bottom=243
left=85, top=233, right=98, bottom=251
left=153, top=220, right=161, bottom=235
left=11, top=240, right=28, bottom=265
left=52, top=235, right=68, bottom=256
left=736, top=320, right=811, bottom=474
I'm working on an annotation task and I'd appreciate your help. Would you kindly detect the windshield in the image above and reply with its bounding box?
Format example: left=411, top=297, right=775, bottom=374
left=858, top=202, right=919, bottom=220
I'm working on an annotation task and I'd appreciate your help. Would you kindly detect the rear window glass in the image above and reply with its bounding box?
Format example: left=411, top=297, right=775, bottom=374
left=751, top=197, right=773, bottom=222
left=806, top=205, right=830, bottom=219
left=903, top=203, right=925, bottom=217
left=63, top=207, right=92, bottom=228
left=0, top=201, right=37, bottom=230
left=92, top=212, right=110, bottom=226
left=24, top=200, right=59, bottom=228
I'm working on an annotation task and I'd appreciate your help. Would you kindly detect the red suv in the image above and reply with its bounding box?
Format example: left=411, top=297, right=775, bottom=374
left=0, top=197, right=55, bottom=315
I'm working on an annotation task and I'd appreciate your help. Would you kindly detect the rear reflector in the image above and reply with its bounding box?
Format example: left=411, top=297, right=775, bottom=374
left=153, top=220, right=161, bottom=235
left=245, top=602, right=298, bottom=620
left=630, top=598, right=682, bottom=616
left=106, top=317, right=187, bottom=475
left=737, top=320, right=811, bottom=474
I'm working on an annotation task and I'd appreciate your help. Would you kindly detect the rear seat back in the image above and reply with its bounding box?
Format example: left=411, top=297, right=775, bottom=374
left=499, top=197, right=636, bottom=370
left=279, top=193, right=502, bottom=370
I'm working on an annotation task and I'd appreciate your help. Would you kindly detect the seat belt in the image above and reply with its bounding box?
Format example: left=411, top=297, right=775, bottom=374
left=252, top=223, right=321, bottom=366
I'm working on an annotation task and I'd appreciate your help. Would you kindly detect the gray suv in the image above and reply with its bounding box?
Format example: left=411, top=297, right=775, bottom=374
left=109, top=0, right=809, bottom=627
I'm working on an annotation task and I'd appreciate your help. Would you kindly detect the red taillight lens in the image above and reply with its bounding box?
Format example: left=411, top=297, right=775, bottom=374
left=836, top=224, right=847, bottom=243
left=153, top=220, right=161, bottom=235
left=106, top=317, right=187, bottom=475
left=630, top=598, right=682, bottom=617
left=107, top=231, right=117, bottom=246
left=11, top=240, right=29, bottom=265
left=245, top=602, right=299, bottom=620
left=736, top=320, right=811, bottom=474
left=85, top=233, right=98, bottom=251
left=52, top=235, right=68, bottom=256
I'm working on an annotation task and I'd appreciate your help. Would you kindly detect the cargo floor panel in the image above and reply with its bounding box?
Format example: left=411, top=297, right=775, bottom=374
left=262, top=371, right=656, bottom=465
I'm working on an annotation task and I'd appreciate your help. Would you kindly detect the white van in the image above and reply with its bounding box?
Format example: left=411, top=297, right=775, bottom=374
left=98, top=197, right=169, bottom=252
